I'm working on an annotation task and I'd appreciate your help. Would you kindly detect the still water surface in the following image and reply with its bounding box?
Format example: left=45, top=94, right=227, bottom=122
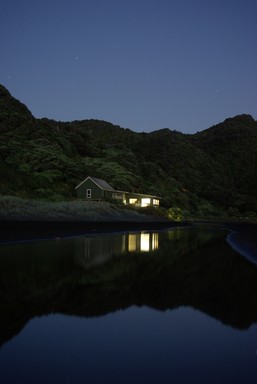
left=1, top=226, right=257, bottom=383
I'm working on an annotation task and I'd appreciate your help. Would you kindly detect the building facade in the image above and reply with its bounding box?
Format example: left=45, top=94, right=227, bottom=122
left=75, top=176, right=160, bottom=207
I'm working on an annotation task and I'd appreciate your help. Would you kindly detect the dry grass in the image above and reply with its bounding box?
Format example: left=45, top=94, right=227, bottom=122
left=0, top=196, right=150, bottom=221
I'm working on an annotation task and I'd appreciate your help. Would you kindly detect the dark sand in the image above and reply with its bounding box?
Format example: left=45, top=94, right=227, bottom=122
left=1, top=220, right=257, bottom=268
left=0, top=219, right=188, bottom=243
left=225, top=222, right=257, bottom=265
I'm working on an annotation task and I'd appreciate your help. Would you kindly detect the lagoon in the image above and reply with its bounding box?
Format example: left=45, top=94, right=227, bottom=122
left=1, top=225, right=257, bottom=383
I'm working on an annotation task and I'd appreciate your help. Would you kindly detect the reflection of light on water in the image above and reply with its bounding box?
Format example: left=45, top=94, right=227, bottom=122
left=128, top=233, right=159, bottom=252
left=141, top=233, right=150, bottom=252
left=152, top=233, right=159, bottom=250
left=167, top=228, right=183, bottom=241
left=77, top=232, right=160, bottom=268
left=128, top=234, right=137, bottom=252
left=121, top=234, right=126, bottom=254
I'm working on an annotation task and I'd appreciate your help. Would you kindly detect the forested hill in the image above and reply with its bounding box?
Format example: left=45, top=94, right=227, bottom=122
left=1, top=84, right=257, bottom=219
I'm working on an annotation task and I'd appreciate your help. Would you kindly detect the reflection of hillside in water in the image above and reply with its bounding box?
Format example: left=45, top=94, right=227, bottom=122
left=75, top=232, right=159, bottom=268
left=74, top=226, right=214, bottom=269
left=2, top=225, right=257, bottom=347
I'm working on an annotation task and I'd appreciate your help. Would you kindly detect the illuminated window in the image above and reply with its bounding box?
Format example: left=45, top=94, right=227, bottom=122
left=140, top=233, right=150, bottom=251
left=129, top=198, right=137, bottom=204
left=86, top=189, right=91, bottom=198
left=153, top=199, right=159, bottom=206
left=141, top=198, right=151, bottom=207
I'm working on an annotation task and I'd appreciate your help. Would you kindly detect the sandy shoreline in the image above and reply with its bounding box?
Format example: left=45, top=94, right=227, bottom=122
left=225, top=223, right=257, bottom=265
left=0, top=219, right=187, bottom=243
left=1, top=220, right=257, bottom=267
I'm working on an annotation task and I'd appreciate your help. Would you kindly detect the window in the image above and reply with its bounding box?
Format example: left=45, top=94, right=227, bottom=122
left=129, top=198, right=137, bottom=204
left=86, top=189, right=91, bottom=198
left=112, top=193, right=122, bottom=200
left=141, top=198, right=151, bottom=207
left=153, top=199, right=159, bottom=206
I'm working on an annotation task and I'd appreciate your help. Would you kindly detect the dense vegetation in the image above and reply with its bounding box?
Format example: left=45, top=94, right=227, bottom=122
left=1, top=84, right=257, bottom=219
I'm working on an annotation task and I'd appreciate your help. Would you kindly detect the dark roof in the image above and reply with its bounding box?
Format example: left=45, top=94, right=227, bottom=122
left=90, top=177, right=115, bottom=190
left=75, top=176, right=161, bottom=198
left=75, top=176, right=115, bottom=191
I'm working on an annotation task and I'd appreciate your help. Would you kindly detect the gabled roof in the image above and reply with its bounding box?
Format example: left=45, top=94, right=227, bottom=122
left=75, top=176, right=116, bottom=191
left=75, top=176, right=161, bottom=199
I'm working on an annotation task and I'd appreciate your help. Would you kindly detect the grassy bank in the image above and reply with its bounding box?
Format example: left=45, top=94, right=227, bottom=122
left=1, top=195, right=256, bottom=223
left=0, top=195, right=167, bottom=221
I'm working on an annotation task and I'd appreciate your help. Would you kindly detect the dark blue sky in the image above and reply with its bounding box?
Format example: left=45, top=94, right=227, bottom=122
left=1, top=0, right=257, bottom=133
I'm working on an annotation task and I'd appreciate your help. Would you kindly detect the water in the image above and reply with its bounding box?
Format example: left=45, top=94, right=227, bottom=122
left=1, top=226, right=257, bottom=383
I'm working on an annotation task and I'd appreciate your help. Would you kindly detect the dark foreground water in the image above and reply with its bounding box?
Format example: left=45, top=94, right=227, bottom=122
left=1, top=225, right=257, bottom=383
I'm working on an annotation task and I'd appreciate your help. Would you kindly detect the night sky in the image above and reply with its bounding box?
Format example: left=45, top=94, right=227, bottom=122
left=1, top=0, right=257, bottom=133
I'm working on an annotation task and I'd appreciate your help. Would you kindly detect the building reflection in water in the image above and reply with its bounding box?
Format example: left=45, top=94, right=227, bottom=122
left=74, top=232, right=159, bottom=269
left=129, top=233, right=159, bottom=252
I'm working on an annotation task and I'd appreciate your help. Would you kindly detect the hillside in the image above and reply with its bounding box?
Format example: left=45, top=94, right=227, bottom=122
left=1, top=84, right=257, bottom=219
